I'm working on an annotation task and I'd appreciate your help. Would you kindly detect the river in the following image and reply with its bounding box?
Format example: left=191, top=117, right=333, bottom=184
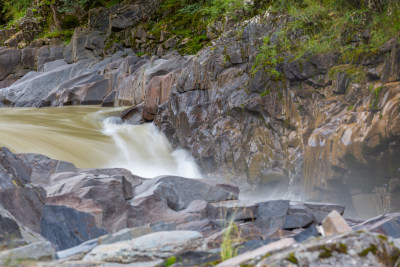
left=0, top=106, right=202, bottom=178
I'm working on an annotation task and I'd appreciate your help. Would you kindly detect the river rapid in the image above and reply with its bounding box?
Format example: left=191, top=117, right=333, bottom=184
left=0, top=106, right=202, bottom=179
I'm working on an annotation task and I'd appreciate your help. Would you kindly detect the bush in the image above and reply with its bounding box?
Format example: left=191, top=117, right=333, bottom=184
left=60, top=15, right=80, bottom=29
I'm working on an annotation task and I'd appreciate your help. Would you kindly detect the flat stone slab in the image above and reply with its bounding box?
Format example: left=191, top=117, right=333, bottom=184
left=83, top=231, right=203, bottom=263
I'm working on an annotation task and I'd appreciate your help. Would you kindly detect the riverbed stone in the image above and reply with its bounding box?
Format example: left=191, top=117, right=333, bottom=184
left=83, top=231, right=203, bottom=263
left=133, top=176, right=238, bottom=211
left=40, top=204, right=108, bottom=251
left=322, top=210, right=352, bottom=236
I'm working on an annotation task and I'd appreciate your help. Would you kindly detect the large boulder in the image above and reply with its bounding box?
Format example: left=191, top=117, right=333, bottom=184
left=40, top=205, right=108, bottom=251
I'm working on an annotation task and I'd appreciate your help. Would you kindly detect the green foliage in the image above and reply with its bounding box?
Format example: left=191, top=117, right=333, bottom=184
left=220, top=221, right=240, bottom=261
left=60, top=15, right=80, bottom=29
left=165, top=256, right=177, bottom=267
left=254, top=0, right=400, bottom=75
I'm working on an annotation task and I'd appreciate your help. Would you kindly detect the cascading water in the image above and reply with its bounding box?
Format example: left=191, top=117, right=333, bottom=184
left=0, top=106, right=202, bottom=178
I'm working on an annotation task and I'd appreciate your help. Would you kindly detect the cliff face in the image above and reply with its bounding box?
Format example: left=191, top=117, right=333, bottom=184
left=0, top=2, right=399, bottom=218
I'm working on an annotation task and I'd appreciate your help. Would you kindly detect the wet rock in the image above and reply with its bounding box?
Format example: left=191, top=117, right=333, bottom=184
left=83, top=231, right=203, bottom=263
left=322, top=210, right=352, bottom=236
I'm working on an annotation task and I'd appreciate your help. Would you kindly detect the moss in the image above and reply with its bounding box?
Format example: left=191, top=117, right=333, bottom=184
left=319, top=246, right=333, bottom=259
left=377, top=234, right=388, bottom=241
left=286, top=252, right=298, bottom=264
left=165, top=256, right=177, bottom=267
left=260, top=89, right=270, bottom=97
left=339, top=243, right=348, bottom=254
left=358, top=244, right=378, bottom=257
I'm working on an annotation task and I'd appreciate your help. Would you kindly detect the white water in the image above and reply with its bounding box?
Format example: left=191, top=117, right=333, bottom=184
left=0, top=106, right=202, bottom=179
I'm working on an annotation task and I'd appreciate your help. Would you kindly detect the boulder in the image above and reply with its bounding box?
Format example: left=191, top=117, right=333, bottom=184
left=45, top=173, right=134, bottom=233
left=133, top=176, right=238, bottom=211
left=0, top=241, right=55, bottom=263
left=206, top=200, right=259, bottom=221
left=83, top=231, right=203, bottom=263
left=255, top=200, right=290, bottom=235
left=322, top=210, right=352, bottom=236
left=251, top=231, right=399, bottom=266
left=40, top=204, right=108, bottom=251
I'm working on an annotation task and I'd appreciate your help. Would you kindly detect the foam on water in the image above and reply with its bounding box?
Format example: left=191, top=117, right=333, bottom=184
left=0, top=106, right=202, bottom=179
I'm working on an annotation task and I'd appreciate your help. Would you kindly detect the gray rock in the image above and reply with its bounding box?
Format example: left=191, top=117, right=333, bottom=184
left=0, top=59, right=94, bottom=107
left=207, top=200, right=259, bottom=221
left=0, top=47, right=21, bottom=81
left=40, top=205, right=108, bottom=251
left=252, top=231, right=398, bottom=267
left=133, top=176, right=238, bottom=211
left=64, top=28, right=96, bottom=63
left=56, top=238, right=99, bottom=259
left=0, top=241, right=55, bottom=263
left=83, top=231, right=203, bottom=263
left=283, top=213, right=313, bottom=229
left=98, top=226, right=152, bottom=245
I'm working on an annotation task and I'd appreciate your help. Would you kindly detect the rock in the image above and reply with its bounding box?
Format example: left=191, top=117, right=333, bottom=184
left=322, top=210, right=352, bottom=236
left=0, top=241, right=55, bottom=263
left=64, top=28, right=96, bottom=63
left=283, top=213, right=313, bottom=229
left=109, top=1, right=163, bottom=32
left=45, top=172, right=134, bottom=232
left=290, top=202, right=346, bottom=224
left=56, top=238, right=99, bottom=259
left=120, top=104, right=144, bottom=124
left=101, top=90, right=116, bottom=107
left=251, top=231, right=400, bottom=266
left=83, top=231, right=203, bottom=263
left=89, top=5, right=121, bottom=32
left=0, top=48, right=21, bottom=81
left=40, top=205, right=108, bottom=251
left=133, top=176, right=238, bottom=212
left=216, top=238, right=295, bottom=267
left=206, top=200, right=259, bottom=221
left=206, top=222, right=263, bottom=249
left=57, top=78, right=110, bottom=105
left=255, top=200, right=290, bottom=235
left=36, top=45, right=64, bottom=70
left=0, top=59, right=95, bottom=107
left=98, top=226, right=152, bottom=245
left=333, top=71, right=351, bottom=94
left=293, top=224, right=320, bottom=242
left=353, top=213, right=400, bottom=238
